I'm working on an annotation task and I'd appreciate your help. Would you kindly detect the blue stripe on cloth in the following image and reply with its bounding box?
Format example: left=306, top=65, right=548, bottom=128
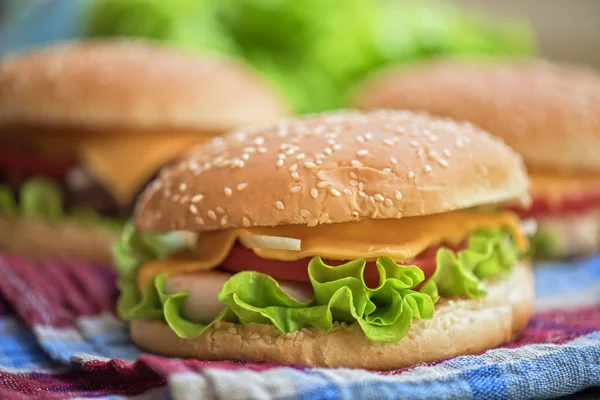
left=0, top=316, right=62, bottom=372
left=534, top=254, right=600, bottom=296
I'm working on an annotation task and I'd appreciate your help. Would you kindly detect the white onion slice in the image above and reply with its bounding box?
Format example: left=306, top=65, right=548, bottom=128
left=521, top=218, right=538, bottom=237
left=239, top=234, right=301, bottom=251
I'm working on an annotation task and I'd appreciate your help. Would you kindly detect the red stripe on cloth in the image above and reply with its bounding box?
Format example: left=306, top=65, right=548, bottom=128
left=0, top=367, right=164, bottom=400
left=0, top=253, right=117, bottom=328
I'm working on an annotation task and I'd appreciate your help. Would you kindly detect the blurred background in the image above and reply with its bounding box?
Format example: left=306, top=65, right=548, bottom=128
left=0, top=0, right=598, bottom=114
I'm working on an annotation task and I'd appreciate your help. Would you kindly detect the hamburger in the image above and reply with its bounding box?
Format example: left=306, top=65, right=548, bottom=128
left=116, top=110, right=534, bottom=369
left=351, top=60, right=600, bottom=258
left=0, top=40, right=289, bottom=262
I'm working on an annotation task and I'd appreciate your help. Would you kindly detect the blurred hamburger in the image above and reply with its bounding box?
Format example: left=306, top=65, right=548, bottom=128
left=0, top=40, right=289, bottom=262
left=116, top=110, right=533, bottom=369
left=352, top=60, right=600, bottom=258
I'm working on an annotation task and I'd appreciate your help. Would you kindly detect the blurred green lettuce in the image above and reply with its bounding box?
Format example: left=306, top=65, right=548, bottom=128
left=85, top=0, right=535, bottom=113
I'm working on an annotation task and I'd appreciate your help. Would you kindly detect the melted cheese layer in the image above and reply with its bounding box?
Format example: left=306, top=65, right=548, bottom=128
left=27, top=132, right=211, bottom=204
left=137, top=211, right=526, bottom=289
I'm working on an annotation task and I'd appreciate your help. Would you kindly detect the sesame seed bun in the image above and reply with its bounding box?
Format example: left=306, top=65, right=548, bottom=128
left=134, top=110, right=529, bottom=233
left=129, top=260, right=533, bottom=369
left=351, top=60, right=600, bottom=172
left=0, top=40, right=289, bottom=133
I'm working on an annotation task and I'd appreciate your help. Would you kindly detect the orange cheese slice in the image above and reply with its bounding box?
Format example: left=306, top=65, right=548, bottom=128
left=77, top=134, right=210, bottom=204
left=137, top=210, right=526, bottom=289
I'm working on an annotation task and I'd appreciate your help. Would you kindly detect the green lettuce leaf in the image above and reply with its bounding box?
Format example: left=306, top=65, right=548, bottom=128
left=117, top=227, right=522, bottom=343
left=0, top=177, right=123, bottom=231
left=528, top=229, right=558, bottom=259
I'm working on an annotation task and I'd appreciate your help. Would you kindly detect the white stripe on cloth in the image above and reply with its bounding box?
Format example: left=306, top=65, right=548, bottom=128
left=169, top=369, right=298, bottom=400
left=71, top=387, right=170, bottom=400
left=535, top=283, right=600, bottom=312
left=76, top=312, right=126, bottom=336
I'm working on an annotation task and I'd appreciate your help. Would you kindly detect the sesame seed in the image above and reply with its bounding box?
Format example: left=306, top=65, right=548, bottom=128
left=278, top=153, right=286, bottom=159
left=316, top=153, right=325, bottom=160
left=241, top=153, right=250, bottom=161
left=208, top=210, right=217, bottom=220
left=276, top=337, right=284, bottom=346
left=216, top=207, right=225, bottom=214
left=304, top=161, right=316, bottom=169
left=276, top=159, right=284, bottom=168
left=280, top=144, right=289, bottom=150
left=258, top=147, right=267, bottom=153
left=333, top=144, right=342, bottom=151
left=224, top=188, right=232, bottom=196
left=289, top=163, right=298, bottom=172
left=385, top=198, right=393, bottom=207
left=358, top=181, right=365, bottom=189
left=349, top=172, right=358, bottom=179
left=456, top=139, right=464, bottom=148
left=324, top=147, right=333, bottom=155
left=296, top=153, right=306, bottom=160
left=310, top=188, right=318, bottom=198
left=349, top=180, right=358, bottom=187
left=374, top=194, right=384, bottom=202
left=417, top=148, right=425, bottom=157
left=180, top=195, right=190, bottom=203
left=195, top=216, right=205, bottom=225
left=326, top=139, right=336, bottom=145
left=443, top=148, right=452, bottom=157
left=343, top=189, right=352, bottom=196
left=364, top=132, right=373, bottom=140
left=408, top=171, right=415, bottom=179
left=395, top=190, right=403, bottom=200
left=409, top=140, right=419, bottom=147
left=293, top=214, right=304, bottom=223
left=356, top=135, right=365, bottom=143
left=221, top=215, right=228, bottom=226
left=382, top=168, right=392, bottom=173
left=228, top=327, right=237, bottom=334
left=237, top=183, right=247, bottom=191
left=291, top=171, right=300, bottom=180
left=189, top=204, right=198, bottom=214
left=359, top=190, right=368, bottom=197
left=300, top=209, right=311, bottom=218
left=369, top=196, right=375, bottom=204
left=242, top=217, right=250, bottom=227
left=356, top=149, right=369, bottom=157
left=352, top=211, right=359, bottom=217
left=317, top=181, right=330, bottom=188
left=172, top=194, right=181, bottom=202
left=179, top=183, right=187, bottom=192
left=371, top=211, right=378, bottom=218
left=291, top=185, right=302, bottom=193
left=308, top=218, right=319, bottom=227
left=275, top=201, right=285, bottom=210
left=285, top=148, right=295, bottom=155
left=243, top=146, right=256, bottom=153
left=390, top=157, right=398, bottom=165
left=424, top=164, right=432, bottom=173
left=192, top=194, right=204, bottom=203
left=254, top=137, right=265, bottom=145
left=438, top=159, right=449, bottom=168
left=330, top=188, right=342, bottom=197
left=351, top=160, right=363, bottom=168
left=428, top=150, right=439, bottom=158
left=249, top=333, right=260, bottom=340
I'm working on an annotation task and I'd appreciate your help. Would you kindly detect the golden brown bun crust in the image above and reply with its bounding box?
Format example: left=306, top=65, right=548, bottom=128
left=0, top=217, right=117, bottom=263
left=0, top=40, right=289, bottom=132
left=135, top=110, right=529, bottom=233
left=352, top=60, right=600, bottom=172
left=130, top=261, right=533, bottom=369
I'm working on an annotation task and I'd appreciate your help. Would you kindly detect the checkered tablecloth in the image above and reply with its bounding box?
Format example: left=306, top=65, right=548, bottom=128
left=0, top=251, right=599, bottom=400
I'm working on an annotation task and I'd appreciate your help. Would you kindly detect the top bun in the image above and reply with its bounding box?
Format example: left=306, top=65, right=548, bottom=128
left=351, top=60, right=600, bottom=172
left=0, top=40, right=289, bottom=133
left=135, top=110, right=528, bottom=233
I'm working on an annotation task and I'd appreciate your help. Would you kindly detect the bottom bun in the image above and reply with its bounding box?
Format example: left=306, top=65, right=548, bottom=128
left=130, top=261, right=534, bottom=370
left=0, top=216, right=118, bottom=263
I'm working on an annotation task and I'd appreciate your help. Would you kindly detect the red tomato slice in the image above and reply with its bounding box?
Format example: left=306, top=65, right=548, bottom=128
left=507, top=190, right=600, bottom=218
left=219, top=244, right=457, bottom=289
left=0, top=147, right=73, bottom=178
